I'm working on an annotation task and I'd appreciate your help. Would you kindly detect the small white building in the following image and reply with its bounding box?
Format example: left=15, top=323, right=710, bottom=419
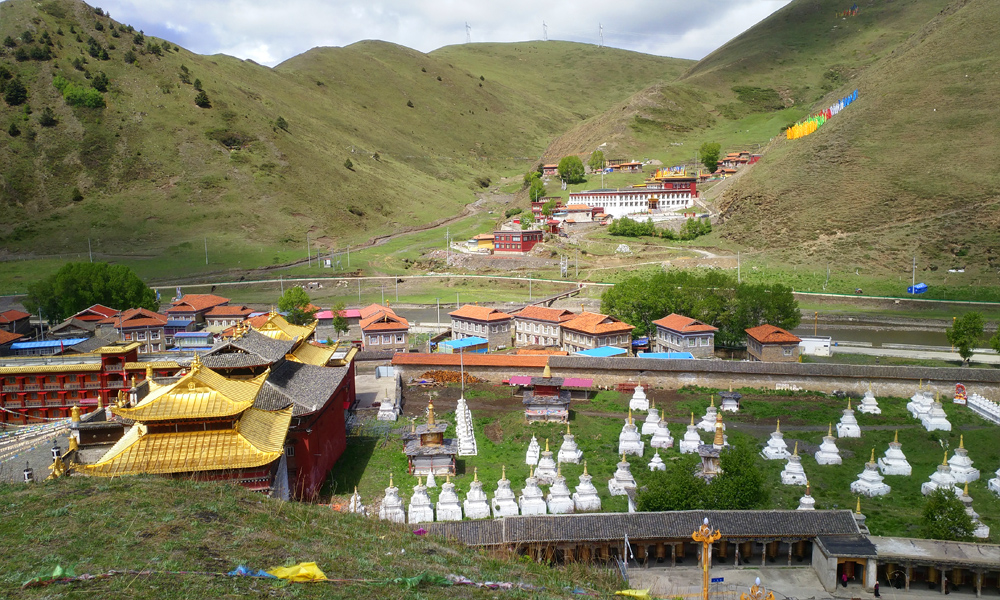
left=799, top=335, right=832, bottom=357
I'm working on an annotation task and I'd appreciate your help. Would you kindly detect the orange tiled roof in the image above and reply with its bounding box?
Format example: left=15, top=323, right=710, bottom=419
left=652, top=313, right=718, bottom=334
left=359, top=303, right=395, bottom=320
left=516, top=348, right=569, bottom=356
left=562, top=312, right=634, bottom=335
left=71, top=304, right=119, bottom=321
left=514, top=306, right=577, bottom=323
left=0, top=330, right=24, bottom=345
left=472, top=233, right=495, bottom=240
left=167, top=294, right=230, bottom=313
left=100, top=308, right=169, bottom=329
left=565, top=204, right=591, bottom=211
left=449, top=305, right=513, bottom=322
left=361, top=311, right=409, bottom=332
left=745, top=324, right=801, bottom=344
left=391, top=353, right=548, bottom=368
left=205, top=305, right=253, bottom=317
left=0, top=309, right=31, bottom=323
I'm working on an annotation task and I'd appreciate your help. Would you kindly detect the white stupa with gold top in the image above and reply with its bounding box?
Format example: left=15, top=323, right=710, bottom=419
left=347, top=486, right=366, bottom=516
left=650, top=418, right=674, bottom=449
left=608, top=453, right=637, bottom=496
left=535, top=438, right=559, bottom=484
left=557, top=423, right=584, bottom=464
left=797, top=481, right=816, bottom=510
left=463, top=467, right=491, bottom=519
left=641, top=398, right=660, bottom=436
left=435, top=474, right=463, bottom=521
left=407, top=476, right=435, bottom=524
left=907, top=381, right=934, bottom=419
left=762, top=419, right=791, bottom=460
left=814, top=424, right=843, bottom=465
left=491, top=466, right=520, bottom=517
left=921, top=392, right=952, bottom=432
left=959, top=483, right=991, bottom=539
left=618, top=409, right=645, bottom=457
left=858, top=384, right=881, bottom=415
left=378, top=474, right=406, bottom=524
left=546, top=465, right=576, bottom=514
left=572, top=461, right=602, bottom=511
left=525, top=434, right=540, bottom=466
left=781, top=442, right=808, bottom=485
left=629, top=383, right=649, bottom=412
left=948, top=435, right=980, bottom=483
left=518, top=467, right=548, bottom=515
left=648, top=450, right=666, bottom=471
left=878, top=431, right=912, bottom=476
left=679, top=412, right=702, bottom=454
left=836, top=399, right=861, bottom=438
left=698, top=397, right=722, bottom=433
left=921, top=451, right=962, bottom=496
left=851, top=449, right=891, bottom=497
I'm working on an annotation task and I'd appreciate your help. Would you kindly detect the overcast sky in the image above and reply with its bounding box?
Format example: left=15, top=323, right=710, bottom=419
left=89, top=1, right=792, bottom=67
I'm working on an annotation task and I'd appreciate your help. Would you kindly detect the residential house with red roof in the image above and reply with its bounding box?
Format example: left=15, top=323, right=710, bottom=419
left=100, top=308, right=170, bottom=353
left=0, top=309, right=32, bottom=335
left=70, top=304, right=119, bottom=322
left=745, top=324, right=802, bottom=362
left=0, top=329, right=24, bottom=355
left=449, top=305, right=513, bottom=351
left=166, top=294, right=230, bottom=324
left=513, top=306, right=577, bottom=348
left=560, top=311, right=634, bottom=354
left=359, top=304, right=410, bottom=352
left=204, top=304, right=254, bottom=330
left=652, top=313, right=718, bottom=358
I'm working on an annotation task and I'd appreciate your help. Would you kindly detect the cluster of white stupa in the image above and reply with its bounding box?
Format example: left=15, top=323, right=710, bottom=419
left=906, top=382, right=952, bottom=431
left=966, top=391, right=1000, bottom=424
left=455, top=395, right=478, bottom=456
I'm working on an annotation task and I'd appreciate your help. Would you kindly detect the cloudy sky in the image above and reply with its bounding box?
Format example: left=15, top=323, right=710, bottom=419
left=90, top=1, right=792, bottom=67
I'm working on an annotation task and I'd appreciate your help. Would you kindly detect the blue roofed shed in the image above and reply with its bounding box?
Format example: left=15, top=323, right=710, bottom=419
left=572, top=346, right=628, bottom=358
left=438, top=336, right=489, bottom=354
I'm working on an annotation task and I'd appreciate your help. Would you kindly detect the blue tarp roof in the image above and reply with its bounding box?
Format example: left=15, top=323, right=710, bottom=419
left=439, top=336, right=489, bottom=349
left=573, top=346, right=628, bottom=358
left=11, top=338, right=89, bottom=350
left=907, top=283, right=928, bottom=294
left=166, top=319, right=193, bottom=327
left=174, top=331, right=212, bottom=338
left=631, top=337, right=649, bottom=346
left=637, top=351, right=695, bottom=359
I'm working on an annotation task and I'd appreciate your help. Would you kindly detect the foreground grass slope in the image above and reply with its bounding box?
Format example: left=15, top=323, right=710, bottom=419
left=0, top=477, right=616, bottom=599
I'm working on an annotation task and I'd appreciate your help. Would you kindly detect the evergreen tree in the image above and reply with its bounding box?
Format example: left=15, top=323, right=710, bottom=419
left=920, top=488, right=975, bottom=541
left=275, top=115, right=288, bottom=131
left=194, top=90, right=211, bottom=108
left=3, top=77, right=28, bottom=106
left=192, top=78, right=202, bottom=90
left=38, top=106, right=57, bottom=127
left=557, top=155, right=585, bottom=184
left=91, top=71, right=109, bottom=92
left=8, top=122, right=21, bottom=137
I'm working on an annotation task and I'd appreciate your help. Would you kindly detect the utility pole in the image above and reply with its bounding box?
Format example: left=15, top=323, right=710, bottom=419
left=280, top=275, right=284, bottom=295
left=306, top=233, right=311, bottom=268
left=599, top=23, right=603, bottom=48
left=912, top=255, right=916, bottom=292
left=395, top=278, right=398, bottom=303
left=38, top=308, right=44, bottom=341
left=456, top=292, right=460, bottom=309
left=358, top=279, right=361, bottom=303
left=575, top=252, right=578, bottom=278
left=204, top=237, right=209, bottom=265
left=436, top=298, right=441, bottom=333
left=529, top=274, right=532, bottom=301
left=737, top=251, right=740, bottom=283
left=347, top=245, right=350, bottom=268
left=543, top=21, right=548, bottom=41
left=88, top=238, right=93, bottom=263
left=466, top=22, right=471, bottom=43
left=446, top=227, right=450, bottom=265
left=381, top=284, right=384, bottom=306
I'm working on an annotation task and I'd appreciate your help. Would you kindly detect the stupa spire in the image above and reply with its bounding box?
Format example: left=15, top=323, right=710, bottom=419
left=943, top=450, right=949, bottom=466
left=870, top=448, right=875, bottom=463
left=474, top=467, right=479, bottom=481
left=583, top=461, right=588, bottom=476
left=959, top=435, right=964, bottom=449
left=856, top=497, right=861, bottom=514
left=776, top=419, right=780, bottom=433
left=827, top=423, right=833, bottom=436
left=426, top=400, right=435, bottom=424
left=793, top=441, right=799, bottom=456
left=894, top=430, right=899, bottom=443
left=545, top=438, right=549, bottom=452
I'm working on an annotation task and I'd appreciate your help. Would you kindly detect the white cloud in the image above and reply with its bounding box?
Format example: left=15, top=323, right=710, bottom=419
left=95, top=0, right=793, bottom=67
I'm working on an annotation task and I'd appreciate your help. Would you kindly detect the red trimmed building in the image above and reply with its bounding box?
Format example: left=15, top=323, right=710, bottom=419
left=359, top=304, right=410, bottom=352
left=0, top=309, right=31, bottom=335
left=493, top=229, right=543, bottom=254
left=204, top=304, right=254, bottom=330
left=560, top=312, right=634, bottom=354
left=99, top=308, right=170, bottom=353
left=449, top=305, right=513, bottom=350
left=745, top=324, right=802, bottom=362
left=652, top=313, right=718, bottom=358
left=166, top=294, right=230, bottom=324
left=513, top=306, right=576, bottom=348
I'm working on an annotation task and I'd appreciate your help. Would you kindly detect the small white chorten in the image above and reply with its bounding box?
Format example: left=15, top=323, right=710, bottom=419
left=814, top=423, right=843, bottom=465
left=518, top=467, right=548, bottom=515
left=463, top=468, right=491, bottom=519
left=641, top=399, right=660, bottom=436
left=378, top=474, right=406, bottom=524
left=557, top=423, right=584, bottom=464
left=572, top=461, right=602, bottom=512
left=851, top=449, right=891, bottom=497
left=455, top=395, right=478, bottom=456
left=546, top=466, right=576, bottom=514
left=648, top=450, right=666, bottom=471
left=491, top=466, right=520, bottom=517
left=650, top=418, right=674, bottom=449
left=960, top=483, right=991, bottom=539
left=948, top=435, right=980, bottom=483
left=525, top=435, right=540, bottom=466
left=629, top=383, right=649, bottom=412
left=858, top=384, right=881, bottom=415
left=618, top=409, right=645, bottom=457
left=698, top=397, right=722, bottom=433
left=989, top=465, right=1000, bottom=497
left=921, top=451, right=961, bottom=496
left=435, top=475, right=463, bottom=521
left=921, top=396, right=952, bottom=432
left=720, top=388, right=740, bottom=413
left=608, top=453, right=637, bottom=496
left=797, top=481, right=816, bottom=510
left=535, top=438, right=559, bottom=484
left=780, top=442, right=808, bottom=485
left=878, top=430, right=912, bottom=476
left=407, top=476, right=435, bottom=524
left=377, top=390, right=398, bottom=421
left=906, top=382, right=934, bottom=419
left=347, top=486, right=366, bottom=516
left=836, top=399, right=861, bottom=438
left=425, top=471, right=437, bottom=489
left=679, top=412, right=702, bottom=454
left=761, top=419, right=791, bottom=460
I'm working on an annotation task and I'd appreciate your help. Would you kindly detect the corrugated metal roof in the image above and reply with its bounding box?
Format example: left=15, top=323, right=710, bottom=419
left=11, top=338, right=89, bottom=349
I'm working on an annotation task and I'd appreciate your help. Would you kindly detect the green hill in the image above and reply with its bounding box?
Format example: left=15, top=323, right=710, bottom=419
left=0, top=477, right=614, bottom=599
left=0, top=0, right=687, bottom=267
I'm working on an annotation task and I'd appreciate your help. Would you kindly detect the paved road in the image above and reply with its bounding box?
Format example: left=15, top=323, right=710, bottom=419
left=832, top=345, right=1000, bottom=366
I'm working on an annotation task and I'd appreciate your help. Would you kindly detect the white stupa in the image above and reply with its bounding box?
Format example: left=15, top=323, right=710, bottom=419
left=347, top=486, right=366, bottom=516
left=851, top=449, right=892, bottom=497
left=546, top=466, right=576, bottom=514
left=959, top=483, right=991, bottom=539
left=948, top=435, right=980, bottom=483
left=858, top=384, right=881, bottom=415
left=463, top=468, right=492, bottom=519
left=518, top=467, right=548, bottom=515
left=921, top=451, right=961, bottom=496
left=679, top=413, right=702, bottom=454
left=814, top=424, right=843, bottom=465
left=641, top=399, right=660, bottom=436
left=698, top=397, right=722, bottom=433
left=608, top=453, right=638, bottom=496
left=989, top=465, right=1000, bottom=496
left=525, top=434, right=540, bottom=466
left=435, top=475, right=463, bottom=521
left=761, top=419, right=791, bottom=460
left=407, top=477, right=435, bottom=524
left=425, top=471, right=437, bottom=489
left=618, top=409, right=645, bottom=457
left=377, top=390, right=398, bottom=421
left=557, top=423, right=584, bottom=464
left=535, top=438, right=559, bottom=484
left=629, top=383, right=649, bottom=411
left=878, top=431, right=912, bottom=476
left=720, top=388, right=741, bottom=413
left=455, top=395, right=478, bottom=456
left=648, top=450, right=666, bottom=471
left=906, top=382, right=934, bottom=419
left=797, top=482, right=816, bottom=510
left=378, top=474, right=406, bottom=524
left=649, top=418, right=674, bottom=449
left=572, top=462, right=602, bottom=512
left=836, top=399, right=861, bottom=438
left=491, top=466, right=520, bottom=517
left=780, top=442, right=808, bottom=485
left=921, top=397, right=952, bottom=432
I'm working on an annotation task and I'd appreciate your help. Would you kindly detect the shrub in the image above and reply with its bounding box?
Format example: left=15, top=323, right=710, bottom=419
left=90, top=71, right=109, bottom=92
left=38, top=106, right=57, bottom=127
left=504, top=208, right=523, bottom=218
left=122, top=50, right=136, bottom=64
left=70, top=187, right=83, bottom=202
left=21, top=31, right=34, bottom=44
left=14, top=47, right=29, bottom=62
left=193, top=78, right=202, bottom=91
left=194, top=90, right=211, bottom=108
left=4, top=78, right=28, bottom=106
left=406, top=99, right=414, bottom=108
left=52, top=75, right=105, bottom=108
left=3, top=36, right=16, bottom=48
left=8, top=122, right=21, bottom=136
left=275, top=115, right=288, bottom=131
left=344, top=158, right=353, bottom=170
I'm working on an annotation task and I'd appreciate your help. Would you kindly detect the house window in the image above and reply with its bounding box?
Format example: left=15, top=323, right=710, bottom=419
left=285, top=445, right=295, bottom=457
left=137, top=332, right=146, bottom=341
left=396, top=335, right=404, bottom=343
left=151, top=331, right=160, bottom=340
left=382, top=335, right=391, bottom=344
left=783, top=347, right=793, bottom=356
left=369, top=336, right=379, bottom=345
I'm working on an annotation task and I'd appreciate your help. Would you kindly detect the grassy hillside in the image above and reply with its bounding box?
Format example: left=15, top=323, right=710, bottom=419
left=0, top=477, right=615, bottom=599
left=718, top=0, right=1000, bottom=279
left=0, top=0, right=683, bottom=266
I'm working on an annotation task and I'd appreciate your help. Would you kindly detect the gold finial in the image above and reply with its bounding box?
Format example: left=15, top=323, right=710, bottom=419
left=855, top=497, right=861, bottom=514
left=963, top=482, right=969, bottom=496
left=870, top=448, right=875, bottom=463
left=446, top=474, right=451, bottom=484
left=545, top=438, right=549, bottom=452
left=847, top=398, right=852, bottom=411
left=566, top=422, right=571, bottom=435
left=943, top=450, right=949, bottom=466
left=628, top=408, right=633, bottom=425
left=805, top=481, right=811, bottom=496
left=529, top=466, right=534, bottom=478
left=558, top=463, right=562, bottom=476
left=793, top=441, right=798, bottom=456
left=270, top=306, right=278, bottom=318
left=776, top=419, right=780, bottom=433
left=919, top=379, right=923, bottom=390
left=690, top=412, right=695, bottom=426
left=868, top=382, right=872, bottom=392
left=427, top=400, right=435, bottom=424
left=96, top=396, right=103, bottom=410
left=827, top=423, right=832, bottom=437
left=621, top=452, right=627, bottom=463
left=411, top=420, right=416, bottom=433
left=543, top=362, right=552, bottom=378
left=729, top=382, right=733, bottom=392
left=502, top=465, right=506, bottom=480
left=710, top=395, right=715, bottom=408
left=71, top=405, right=81, bottom=423
left=354, top=485, right=358, bottom=494
left=583, top=461, right=588, bottom=476
left=69, top=436, right=78, bottom=451
left=146, top=364, right=153, bottom=380
left=130, top=375, right=136, bottom=388
left=417, top=475, right=423, bottom=486
left=474, top=467, right=478, bottom=482
left=650, top=398, right=655, bottom=410
left=389, top=473, right=394, bottom=488
left=713, top=413, right=724, bottom=447
left=959, top=435, right=964, bottom=449
left=894, top=430, right=899, bottom=444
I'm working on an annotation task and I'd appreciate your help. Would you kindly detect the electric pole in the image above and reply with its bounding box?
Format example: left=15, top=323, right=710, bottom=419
left=204, top=237, right=208, bottom=265
left=543, top=21, right=548, bottom=41
left=599, top=23, right=603, bottom=48
left=306, top=233, right=311, bottom=268
left=88, top=238, right=93, bottom=263
left=466, top=22, right=471, bottom=43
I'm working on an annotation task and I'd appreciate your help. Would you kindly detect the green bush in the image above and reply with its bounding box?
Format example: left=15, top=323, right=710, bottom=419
left=52, top=75, right=106, bottom=108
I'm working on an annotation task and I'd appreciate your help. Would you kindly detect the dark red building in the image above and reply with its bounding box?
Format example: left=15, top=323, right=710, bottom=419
left=493, top=229, right=543, bottom=253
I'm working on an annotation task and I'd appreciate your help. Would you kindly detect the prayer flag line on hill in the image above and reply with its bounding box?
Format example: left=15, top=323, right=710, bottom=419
left=786, top=90, right=858, bottom=140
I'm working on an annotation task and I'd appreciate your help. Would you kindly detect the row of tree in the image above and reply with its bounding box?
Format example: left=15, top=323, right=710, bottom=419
left=637, top=443, right=768, bottom=511
left=608, top=216, right=711, bottom=240
left=946, top=312, right=1000, bottom=363
left=600, top=270, right=800, bottom=345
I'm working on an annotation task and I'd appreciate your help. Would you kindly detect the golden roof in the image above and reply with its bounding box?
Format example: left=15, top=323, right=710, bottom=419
left=253, top=312, right=316, bottom=342
left=124, top=361, right=181, bottom=371
left=93, top=342, right=143, bottom=354
left=288, top=343, right=334, bottom=366
left=80, top=406, right=292, bottom=476
left=112, top=362, right=268, bottom=421
left=0, top=363, right=103, bottom=375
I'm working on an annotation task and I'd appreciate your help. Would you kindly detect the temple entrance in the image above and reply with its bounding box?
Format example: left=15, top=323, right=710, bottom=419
left=838, top=559, right=867, bottom=589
